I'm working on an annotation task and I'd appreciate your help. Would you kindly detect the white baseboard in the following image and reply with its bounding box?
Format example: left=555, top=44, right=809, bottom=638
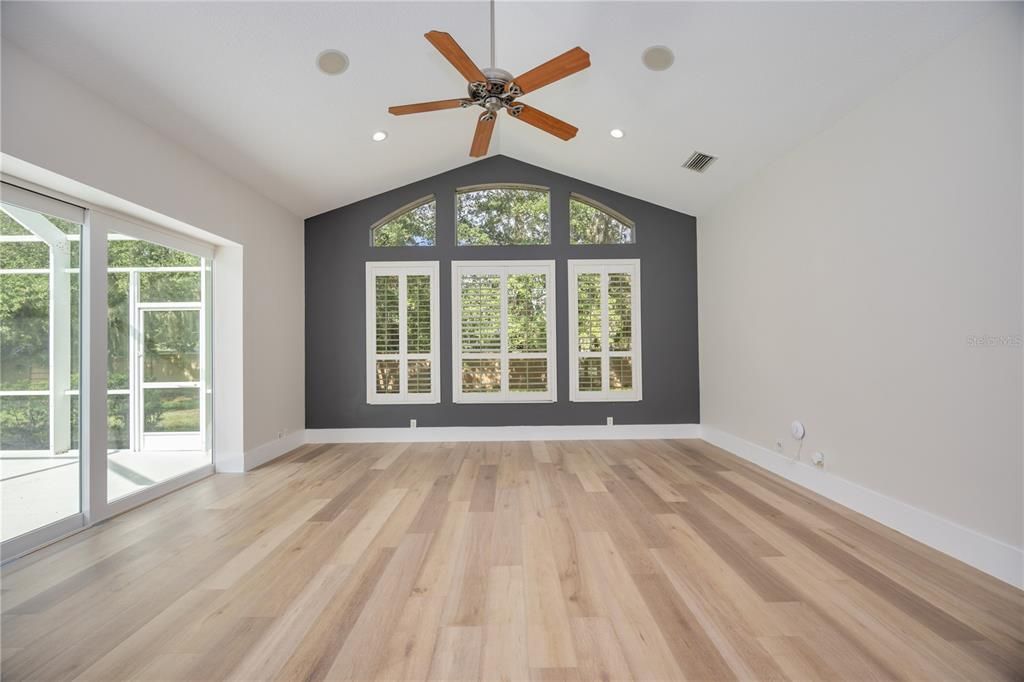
left=244, top=430, right=307, bottom=471
left=701, top=426, right=1024, bottom=590
left=307, top=423, right=701, bottom=444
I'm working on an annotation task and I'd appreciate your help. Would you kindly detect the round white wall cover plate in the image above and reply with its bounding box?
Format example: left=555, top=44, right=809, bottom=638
left=790, top=420, right=806, bottom=440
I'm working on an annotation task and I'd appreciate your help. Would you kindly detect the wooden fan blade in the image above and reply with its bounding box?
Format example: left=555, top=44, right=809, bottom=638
left=509, top=104, right=578, bottom=140
left=388, top=99, right=468, bottom=115
left=509, top=46, right=590, bottom=95
left=425, top=31, right=488, bottom=83
left=470, top=113, right=496, bottom=157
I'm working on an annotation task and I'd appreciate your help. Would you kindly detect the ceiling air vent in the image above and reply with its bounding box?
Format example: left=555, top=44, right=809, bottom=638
left=683, top=151, right=717, bottom=173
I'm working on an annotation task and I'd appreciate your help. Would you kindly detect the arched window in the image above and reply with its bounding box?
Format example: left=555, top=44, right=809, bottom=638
left=456, top=184, right=550, bottom=246
left=371, top=196, right=436, bottom=247
left=569, top=194, right=635, bottom=245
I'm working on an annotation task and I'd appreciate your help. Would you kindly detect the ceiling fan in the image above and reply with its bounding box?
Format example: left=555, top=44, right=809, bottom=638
left=387, top=8, right=590, bottom=158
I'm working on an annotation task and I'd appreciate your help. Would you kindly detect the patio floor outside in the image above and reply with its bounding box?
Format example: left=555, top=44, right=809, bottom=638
left=1, top=450, right=210, bottom=541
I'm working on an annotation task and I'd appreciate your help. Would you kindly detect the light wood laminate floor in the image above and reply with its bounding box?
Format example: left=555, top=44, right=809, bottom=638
left=1, top=439, right=1021, bottom=681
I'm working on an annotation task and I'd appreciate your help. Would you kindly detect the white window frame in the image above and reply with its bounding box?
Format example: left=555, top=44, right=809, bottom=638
left=569, top=193, right=636, bottom=245
left=365, top=261, right=440, bottom=404
left=455, top=184, right=552, bottom=246
left=452, top=260, right=557, bottom=403
left=370, top=195, right=436, bottom=247
left=568, top=259, right=642, bottom=402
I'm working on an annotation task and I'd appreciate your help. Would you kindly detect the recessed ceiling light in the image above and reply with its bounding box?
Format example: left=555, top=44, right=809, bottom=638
left=317, top=49, right=349, bottom=75
left=641, top=45, right=674, bottom=71
left=609, top=129, right=625, bottom=139
left=372, top=131, right=388, bottom=142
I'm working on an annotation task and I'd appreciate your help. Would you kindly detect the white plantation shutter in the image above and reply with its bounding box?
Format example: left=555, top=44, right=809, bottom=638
left=568, top=259, right=642, bottom=402
left=507, top=273, right=549, bottom=394
left=459, top=273, right=502, bottom=394
left=366, top=262, right=440, bottom=404
left=374, top=275, right=401, bottom=394
left=453, top=261, right=556, bottom=402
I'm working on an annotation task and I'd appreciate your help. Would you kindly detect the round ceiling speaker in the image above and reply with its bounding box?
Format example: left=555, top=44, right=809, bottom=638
left=641, top=45, right=674, bottom=71
left=317, top=49, right=350, bottom=75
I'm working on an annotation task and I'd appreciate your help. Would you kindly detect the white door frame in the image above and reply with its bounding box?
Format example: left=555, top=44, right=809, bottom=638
left=0, top=179, right=217, bottom=564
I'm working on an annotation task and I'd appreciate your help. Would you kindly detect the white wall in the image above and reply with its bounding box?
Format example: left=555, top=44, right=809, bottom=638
left=699, top=6, right=1023, bottom=555
left=1, top=43, right=306, bottom=467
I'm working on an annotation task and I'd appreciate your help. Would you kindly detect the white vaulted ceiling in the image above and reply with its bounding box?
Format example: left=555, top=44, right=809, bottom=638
left=1, top=1, right=991, bottom=218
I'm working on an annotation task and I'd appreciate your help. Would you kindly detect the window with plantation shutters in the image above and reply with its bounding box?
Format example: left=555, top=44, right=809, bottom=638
left=568, top=259, right=642, bottom=401
left=452, top=261, right=556, bottom=402
left=365, top=262, right=439, bottom=404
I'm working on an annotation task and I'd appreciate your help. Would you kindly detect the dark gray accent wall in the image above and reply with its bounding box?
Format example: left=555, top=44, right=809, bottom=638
left=305, top=155, right=698, bottom=428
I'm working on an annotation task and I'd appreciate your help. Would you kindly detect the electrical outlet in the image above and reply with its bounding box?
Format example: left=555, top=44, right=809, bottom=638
left=812, top=451, right=825, bottom=467
left=410, top=419, right=417, bottom=429
left=277, top=430, right=283, bottom=439
left=607, top=417, right=614, bottom=426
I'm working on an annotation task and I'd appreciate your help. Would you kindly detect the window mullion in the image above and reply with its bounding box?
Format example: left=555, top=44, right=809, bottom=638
left=81, top=210, right=109, bottom=523
left=399, top=274, right=408, bottom=397
left=600, top=268, right=610, bottom=395
left=499, top=270, right=509, bottom=400
left=453, top=269, right=462, bottom=402
left=568, top=265, right=577, bottom=399
left=130, top=270, right=140, bottom=452
left=546, top=265, right=556, bottom=400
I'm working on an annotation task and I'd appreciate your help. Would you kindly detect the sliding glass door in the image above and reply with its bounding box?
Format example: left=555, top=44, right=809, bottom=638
left=106, top=234, right=211, bottom=502
left=0, top=180, right=214, bottom=557
left=0, top=198, right=82, bottom=543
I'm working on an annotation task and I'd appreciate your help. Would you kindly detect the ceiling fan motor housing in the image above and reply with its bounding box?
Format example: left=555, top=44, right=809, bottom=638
left=468, top=67, right=519, bottom=109
left=481, top=67, right=514, bottom=88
